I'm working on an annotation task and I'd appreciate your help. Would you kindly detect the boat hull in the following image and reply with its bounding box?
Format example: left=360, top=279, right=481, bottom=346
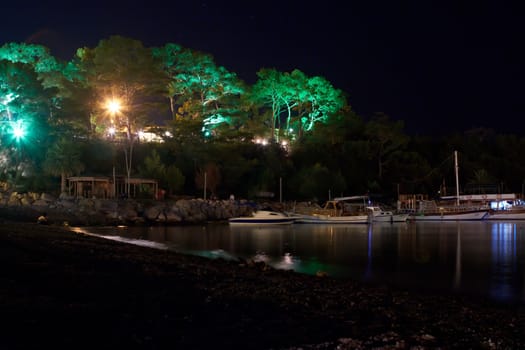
left=372, top=214, right=410, bottom=223
left=485, top=210, right=525, bottom=220
left=410, top=210, right=488, bottom=221
left=294, top=214, right=369, bottom=224
left=228, top=218, right=295, bottom=225
left=366, top=206, right=409, bottom=223
left=228, top=210, right=295, bottom=225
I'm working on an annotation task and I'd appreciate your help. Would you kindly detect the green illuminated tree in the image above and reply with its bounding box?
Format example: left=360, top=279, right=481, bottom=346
left=50, top=52, right=94, bottom=137
left=0, top=59, right=57, bottom=187
left=0, top=42, right=91, bottom=137
left=0, top=60, right=54, bottom=126
left=0, top=42, right=63, bottom=89
left=251, top=68, right=288, bottom=141
left=153, top=44, right=245, bottom=137
left=151, top=43, right=183, bottom=119
left=251, top=68, right=345, bottom=143
left=291, top=71, right=346, bottom=136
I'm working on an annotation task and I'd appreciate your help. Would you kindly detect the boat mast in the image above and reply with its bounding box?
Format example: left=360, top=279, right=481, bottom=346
left=455, top=150, right=460, bottom=206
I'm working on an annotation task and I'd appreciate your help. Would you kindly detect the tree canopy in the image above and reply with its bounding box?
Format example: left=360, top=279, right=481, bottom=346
left=1, top=35, right=523, bottom=202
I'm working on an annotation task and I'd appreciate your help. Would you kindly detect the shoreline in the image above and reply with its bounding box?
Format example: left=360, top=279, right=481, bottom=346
left=1, top=221, right=525, bottom=349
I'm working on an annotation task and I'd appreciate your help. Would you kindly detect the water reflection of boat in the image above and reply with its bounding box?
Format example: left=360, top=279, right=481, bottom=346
left=80, top=221, right=525, bottom=303
left=228, top=225, right=293, bottom=235
left=228, top=210, right=295, bottom=225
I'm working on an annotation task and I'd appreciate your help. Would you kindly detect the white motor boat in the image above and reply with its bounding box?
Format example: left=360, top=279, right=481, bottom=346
left=228, top=210, right=295, bottom=225
left=366, top=206, right=409, bottom=223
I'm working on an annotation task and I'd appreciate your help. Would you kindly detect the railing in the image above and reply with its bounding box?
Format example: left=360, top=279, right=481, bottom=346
left=420, top=204, right=489, bottom=214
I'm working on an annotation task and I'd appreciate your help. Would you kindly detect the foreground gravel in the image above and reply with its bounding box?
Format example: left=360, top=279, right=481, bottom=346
left=0, top=222, right=524, bottom=349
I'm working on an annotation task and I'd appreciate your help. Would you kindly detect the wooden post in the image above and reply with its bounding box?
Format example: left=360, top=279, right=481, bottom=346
left=204, top=172, right=207, bottom=200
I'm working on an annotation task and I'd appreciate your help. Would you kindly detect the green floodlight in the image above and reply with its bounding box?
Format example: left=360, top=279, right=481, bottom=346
left=201, top=126, right=212, bottom=138
left=11, top=120, right=26, bottom=142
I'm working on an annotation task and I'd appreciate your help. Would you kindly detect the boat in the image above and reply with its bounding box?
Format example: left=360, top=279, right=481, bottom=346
left=366, top=206, right=409, bottom=223
left=407, top=201, right=489, bottom=221
left=293, top=196, right=369, bottom=224
left=228, top=210, right=295, bottom=225
left=486, top=207, right=525, bottom=220
left=485, top=196, right=525, bottom=220
left=403, top=151, right=489, bottom=221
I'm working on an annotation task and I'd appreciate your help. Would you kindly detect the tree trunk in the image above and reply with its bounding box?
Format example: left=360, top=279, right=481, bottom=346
left=169, top=96, right=176, bottom=119
left=61, top=173, right=66, bottom=193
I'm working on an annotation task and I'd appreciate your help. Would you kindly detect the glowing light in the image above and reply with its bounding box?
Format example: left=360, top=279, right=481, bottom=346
left=2, top=93, right=15, bottom=106
left=254, top=137, right=269, bottom=145
left=106, top=99, right=121, bottom=114
left=203, top=114, right=228, bottom=125
left=11, top=120, right=25, bottom=142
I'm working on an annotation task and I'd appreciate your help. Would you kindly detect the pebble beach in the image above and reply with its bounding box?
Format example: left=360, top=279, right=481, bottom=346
left=1, top=221, right=524, bottom=349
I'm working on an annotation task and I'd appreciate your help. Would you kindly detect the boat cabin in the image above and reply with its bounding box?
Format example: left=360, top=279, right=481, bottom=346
left=322, top=196, right=368, bottom=216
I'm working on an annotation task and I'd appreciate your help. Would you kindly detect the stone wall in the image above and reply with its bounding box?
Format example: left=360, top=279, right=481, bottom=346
left=0, top=191, right=265, bottom=226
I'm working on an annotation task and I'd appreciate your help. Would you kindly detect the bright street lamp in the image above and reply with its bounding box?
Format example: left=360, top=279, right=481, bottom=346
left=105, top=99, right=122, bottom=198
left=104, top=96, right=134, bottom=198
left=106, top=99, right=122, bottom=114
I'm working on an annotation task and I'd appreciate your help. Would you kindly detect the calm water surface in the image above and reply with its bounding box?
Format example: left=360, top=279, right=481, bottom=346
left=81, top=221, right=525, bottom=303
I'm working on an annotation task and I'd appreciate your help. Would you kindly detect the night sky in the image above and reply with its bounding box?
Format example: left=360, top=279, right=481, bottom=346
left=1, top=1, right=523, bottom=136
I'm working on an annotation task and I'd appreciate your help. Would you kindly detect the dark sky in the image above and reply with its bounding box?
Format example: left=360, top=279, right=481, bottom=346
left=1, top=1, right=524, bottom=136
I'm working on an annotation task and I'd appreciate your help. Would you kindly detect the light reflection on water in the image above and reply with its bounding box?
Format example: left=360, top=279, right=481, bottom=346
left=80, top=221, right=525, bottom=303
left=490, top=222, right=518, bottom=301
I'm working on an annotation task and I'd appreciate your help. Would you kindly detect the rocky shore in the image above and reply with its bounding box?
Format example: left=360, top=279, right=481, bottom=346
left=0, top=191, right=292, bottom=226
left=1, top=219, right=525, bottom=349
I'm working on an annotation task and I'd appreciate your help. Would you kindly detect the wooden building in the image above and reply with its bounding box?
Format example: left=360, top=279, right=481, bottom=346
left=67, top=176, right=158, bottom=199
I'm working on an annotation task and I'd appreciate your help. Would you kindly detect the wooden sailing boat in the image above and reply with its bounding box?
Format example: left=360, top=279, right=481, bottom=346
left=409, top=151, right=489, bottom=221
left=293, top=196, right=370, bottom=224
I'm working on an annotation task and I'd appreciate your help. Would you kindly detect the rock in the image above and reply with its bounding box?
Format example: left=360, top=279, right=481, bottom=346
left=57, top=199, right=76, bottom=209
left=0, top=188, right=292, bottom=226
left=20, top=196, right=33, bottom=206
left=164, top=211, right=182, bottom=223
left=96, top=199, right=118, bottom=212
left=40, top=193, right=56, bottom=202
left=32, top=199, right=49, bottom=207
left=144, top=206, right=162, bottom=221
